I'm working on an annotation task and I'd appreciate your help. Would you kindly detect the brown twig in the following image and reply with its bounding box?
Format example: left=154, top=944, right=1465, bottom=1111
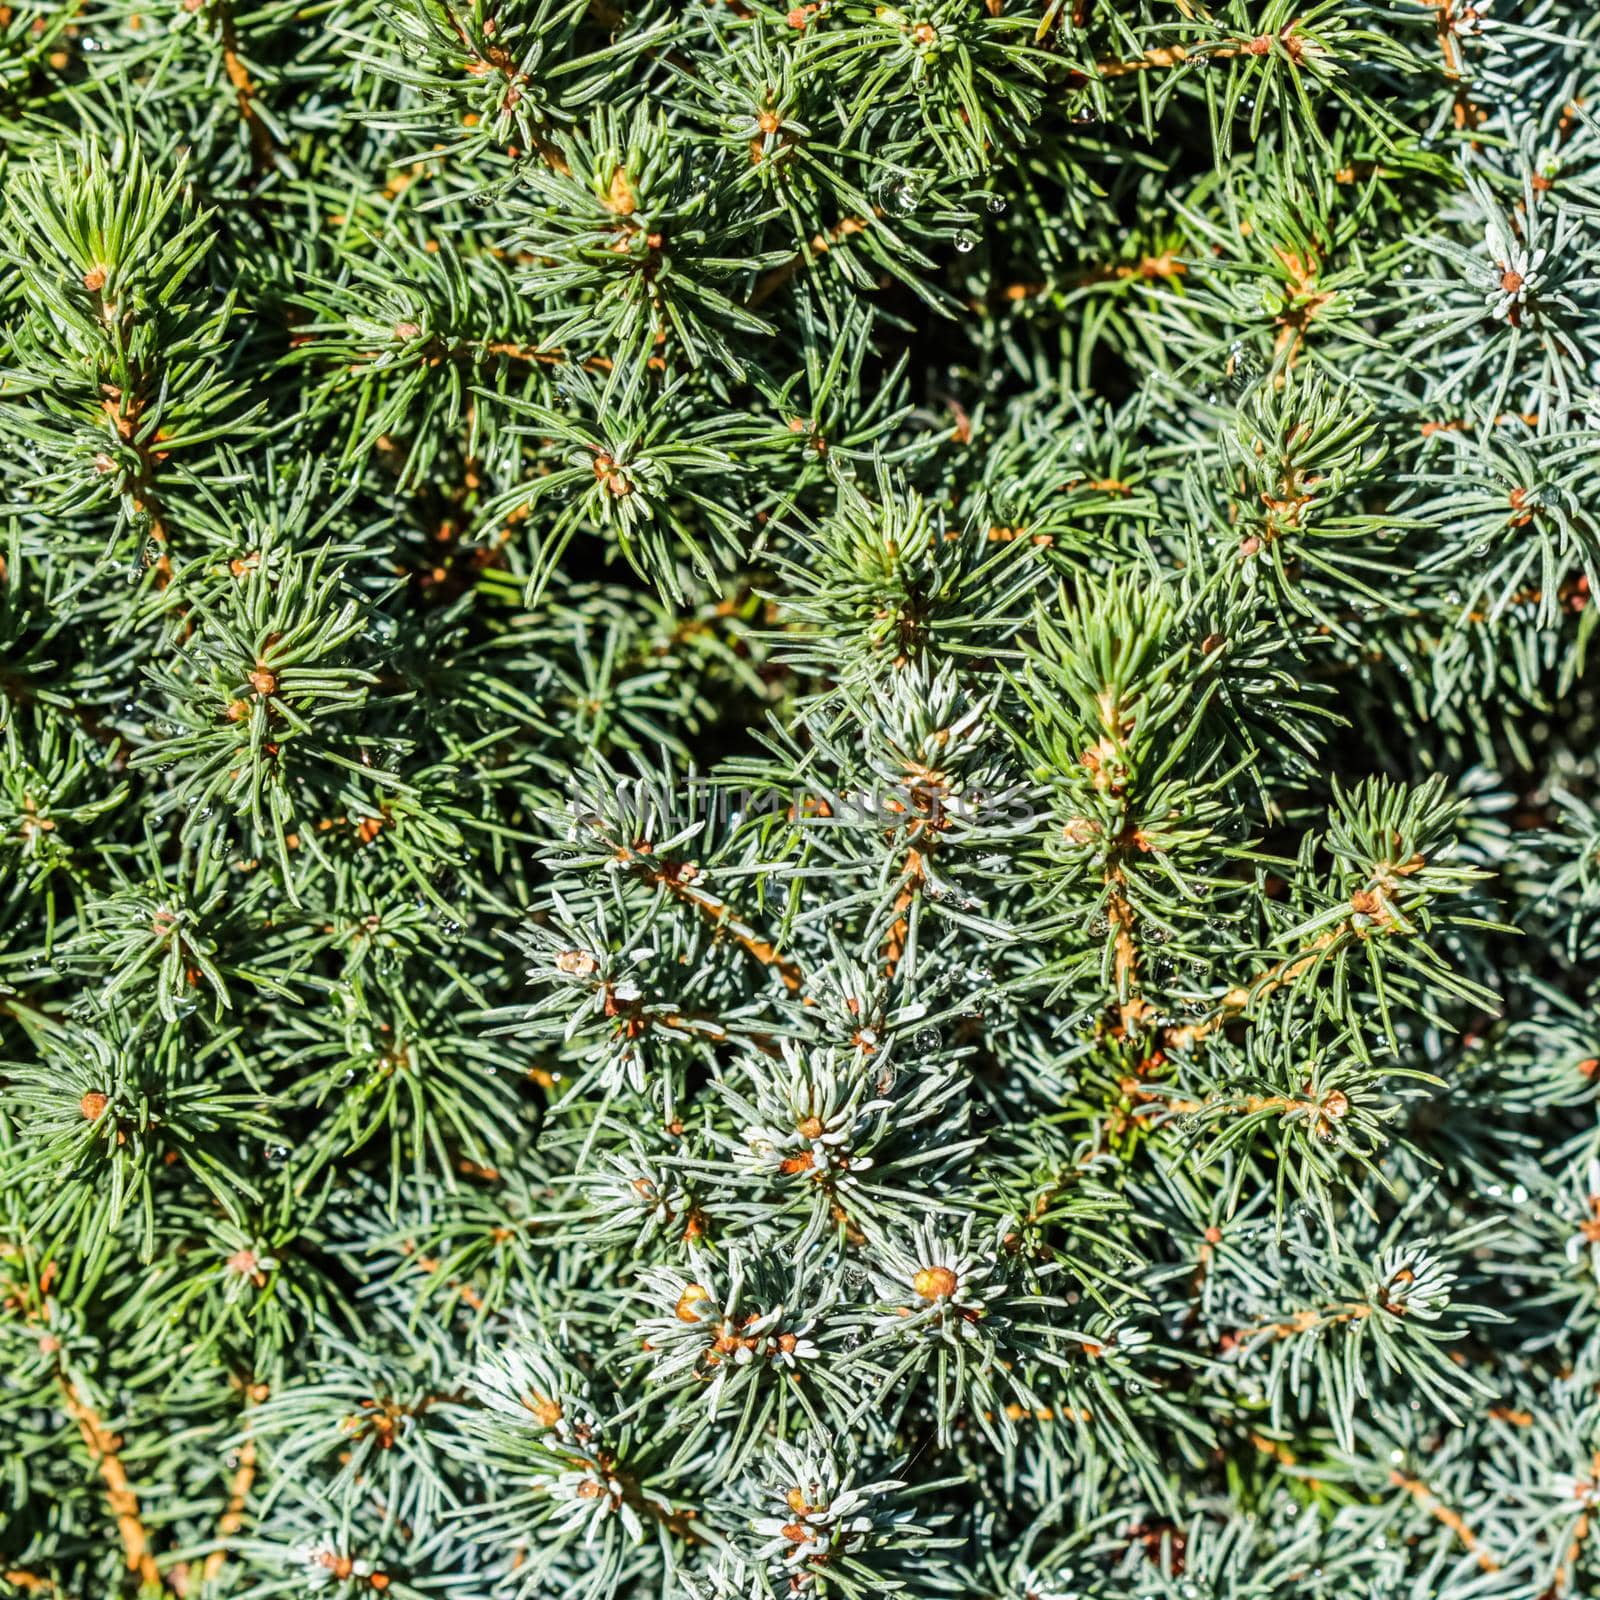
left=1419, top=410, right=1540, bottom=437
left=1162, top=928, right=1345, bottom=1050
left=652, top=1010, right=783, bottom=1057
left=405, top=1246, right=486, bottom=1311
left=199, top=1386, right=267, bottom=1586
left=749, top=215, right=871, bottom=310
left=1094, top=42, right=1198, bottom=76
left=97, top=387, right=173, bottom=588
left=984, top=253, right=1186, bottom=309
left=57, top=1372, right=162, bottom=1591
left=216, top=3, right=276, bottom=170
left=880, top=842, right=929, bottom=978
left=1075, top=695, right=1153, bottom=1037
left=1249, top=1430, right=1298, bottom=1466
left=1418, top=0, right=1463, bottom=78
left=610, top=844, right=803, bottom=991
left=1389, top=1469, right=1499, bottom=1571
left=1123, top=1078, right=1351, bottom=1147
left=1106, top=883, right=1146, bottom=1035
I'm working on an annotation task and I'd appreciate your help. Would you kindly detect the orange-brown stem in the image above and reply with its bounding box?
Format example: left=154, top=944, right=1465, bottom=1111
left=58, top=1373, right=162, bottom=1590
left=1389, top=1469, right=1499, bottom=1571
left=217, top=4, right=275, bottom=169
left=1163, top=928, right=1345, bottom=1050
left=200, top=1390, right=266, bottom=1584
left=613, top=845, right=803, bottom=991
left=750, top=216, right=871, bottom=309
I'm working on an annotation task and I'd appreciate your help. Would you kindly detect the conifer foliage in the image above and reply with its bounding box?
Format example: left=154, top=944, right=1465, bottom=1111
left=3, top=0, right=1600, bottom=1595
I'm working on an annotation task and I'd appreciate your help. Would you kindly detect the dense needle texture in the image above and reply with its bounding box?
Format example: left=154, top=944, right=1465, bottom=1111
left=2, top=1, right=1600, bottom=1596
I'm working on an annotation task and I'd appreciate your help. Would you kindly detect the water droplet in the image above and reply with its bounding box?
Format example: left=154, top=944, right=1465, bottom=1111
left=878, top=176, right=921, bottom=216
left=954, top=231, right=976, bottom=254
left=985, top=196, right=1007, bottom=216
